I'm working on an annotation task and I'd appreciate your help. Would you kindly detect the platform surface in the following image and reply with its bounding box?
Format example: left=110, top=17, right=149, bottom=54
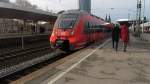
left=44, top=35, right=150, bottom=84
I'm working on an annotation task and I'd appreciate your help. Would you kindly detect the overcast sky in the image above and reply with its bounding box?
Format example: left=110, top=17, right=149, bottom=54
left=10, top=0, right=150, bottom=21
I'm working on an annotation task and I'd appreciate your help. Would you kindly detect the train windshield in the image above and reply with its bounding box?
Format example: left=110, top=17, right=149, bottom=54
left=58, top=14, right=78, bottom=28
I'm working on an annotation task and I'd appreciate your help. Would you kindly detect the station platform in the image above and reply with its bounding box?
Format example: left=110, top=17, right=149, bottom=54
left=0, top=33, right=50, bottom=39
left=44, top=35, right=150, bottom=84
left=11, top=34, right=150, bottom=84
left=0, top=33, right=50, bottom=56
left=141, top=33, right=150, bottom=42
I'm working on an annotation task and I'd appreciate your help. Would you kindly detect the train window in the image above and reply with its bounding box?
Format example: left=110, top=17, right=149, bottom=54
left=84, top=21, right=90, bottom=29
left=89, top=21, right=95, bottom=30
left=97, top=25, right=104, bottom=32
left=88, top=22, right=92, bottom=28
left=58, top=14, right=78, bottom=28
left=84, top=22, right=87, bottom=28
left=84, top=21, right=90, bottom=33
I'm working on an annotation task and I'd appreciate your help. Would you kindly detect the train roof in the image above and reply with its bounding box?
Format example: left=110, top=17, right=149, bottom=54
left=62, top=10, right=88, bottom=15
left=61, top=10, right=104, bottom=21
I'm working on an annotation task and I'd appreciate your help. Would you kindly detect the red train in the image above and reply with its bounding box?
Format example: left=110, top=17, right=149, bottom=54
left=50, top=10, right=113, bottom=51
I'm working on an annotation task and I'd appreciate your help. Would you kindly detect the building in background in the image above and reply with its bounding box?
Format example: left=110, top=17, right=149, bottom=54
left=79, top=0, right=91, bottom=13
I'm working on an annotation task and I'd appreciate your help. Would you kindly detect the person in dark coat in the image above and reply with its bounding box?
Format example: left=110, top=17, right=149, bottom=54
left=112, top=24, right=120, bottom=51
left=120, top=24, right=129, bottom=52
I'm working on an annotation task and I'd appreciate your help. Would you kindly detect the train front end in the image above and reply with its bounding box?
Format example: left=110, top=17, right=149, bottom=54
left=50, top=12, right=79, bottom=51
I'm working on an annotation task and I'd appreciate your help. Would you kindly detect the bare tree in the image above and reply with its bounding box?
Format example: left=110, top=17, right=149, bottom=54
left=15, top=0, right=37, bottom=9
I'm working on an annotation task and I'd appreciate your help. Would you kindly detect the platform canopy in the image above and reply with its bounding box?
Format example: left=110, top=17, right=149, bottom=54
left=102, top=22, right=113, bottom=29
left=116, top=19, right=133, bottom=23
left=116, top=18, right=133, bottom=26
left=0, top=2, right=57, bottom=21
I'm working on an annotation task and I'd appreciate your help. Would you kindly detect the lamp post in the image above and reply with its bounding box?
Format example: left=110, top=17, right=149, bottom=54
left=142, top=0, right=145, bottom=33
left=136, top=0, right=142, bottom=37
left=128, top=13, right=130, bottom=20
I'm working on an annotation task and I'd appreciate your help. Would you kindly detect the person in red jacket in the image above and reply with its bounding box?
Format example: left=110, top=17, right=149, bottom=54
left=120, top=23, right=129, bottom=52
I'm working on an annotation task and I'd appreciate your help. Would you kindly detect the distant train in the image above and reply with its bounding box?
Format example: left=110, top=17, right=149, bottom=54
left=50, top=10, right=113, bottom=51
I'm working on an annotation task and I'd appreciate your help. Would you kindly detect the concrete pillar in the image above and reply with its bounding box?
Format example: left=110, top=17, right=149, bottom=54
left=79, top=0, right=91, bottom=13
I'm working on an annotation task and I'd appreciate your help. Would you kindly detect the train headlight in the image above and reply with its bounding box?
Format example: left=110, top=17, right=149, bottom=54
left=55, top=31, right=58, bottom=35
left=71, top=30, right=74, bottom=35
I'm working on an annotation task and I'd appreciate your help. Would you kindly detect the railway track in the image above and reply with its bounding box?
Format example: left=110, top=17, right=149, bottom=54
left=0, top=45, right=50, bottom=60
left=0, top=51, right=68, bottom=84
left=0, top=34, right=56, bottom=79
left=0, top=44, right=61, bottom=79
left=0, top=40, right=49, bottom=57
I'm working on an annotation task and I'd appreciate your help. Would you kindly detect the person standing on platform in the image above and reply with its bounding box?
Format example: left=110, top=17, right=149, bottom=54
left=120, top=23, right=129, bottom=52
left=112, top=24, right=120, bottom=51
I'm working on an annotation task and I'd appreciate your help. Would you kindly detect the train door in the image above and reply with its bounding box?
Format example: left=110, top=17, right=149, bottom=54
left=84, top=21, right=91, bottom=45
